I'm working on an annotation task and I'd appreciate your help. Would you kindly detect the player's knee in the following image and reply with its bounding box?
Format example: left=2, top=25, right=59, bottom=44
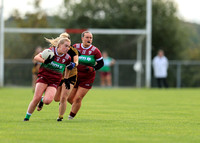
left=43, top=98, right=53, bottom=105
left=67, top=98, right=73, bottom=104
left=60, top=96, right=67, bottom=103
left=74, top=96, right=82, bottom=104
left=54, top=97, right=60, bottom=102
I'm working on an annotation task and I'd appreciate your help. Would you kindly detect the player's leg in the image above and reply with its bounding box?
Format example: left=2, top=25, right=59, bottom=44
left=57, top=73, right=77, bottom=121
left=66, top=71, right=78, bottom=104
left=68, top=87, right=89, bottom=119
left=67, top=87, right=78, bottom=105
left=57, top=84, right=71, bottom=121
left=54, top=79, right=65, bottom=102
left=100, top=73, right=106, bottom=87
left=43, top=86, right=57, bottom=104
left=106, top=73, right=112, bottom=87
left=37, top=86, right=57, bottom=111
left=54, top=85, right=62, bottom=102
left=24, top=83, right=47, bottom=121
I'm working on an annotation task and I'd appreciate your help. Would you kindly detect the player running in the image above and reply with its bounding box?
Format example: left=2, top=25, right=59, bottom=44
left=24, top=37, right=73, bottom=121
left=44, top=32, right=81, bottom=121
left=67, top=31, right=104, bottom=120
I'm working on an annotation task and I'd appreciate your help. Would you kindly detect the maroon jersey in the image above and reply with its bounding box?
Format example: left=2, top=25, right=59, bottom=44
left=37, top=47, right=71, bottom=87
left=73, top=43, right=103, bottom=88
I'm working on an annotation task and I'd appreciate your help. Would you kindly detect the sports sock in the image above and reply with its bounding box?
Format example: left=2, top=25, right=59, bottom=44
left=25, top=112, right=32, bottom=119
left=41, top=96, right=44, bottom=102
left=58, top=115, right=63, bottom=119
left=69, top=111, right=76, bottom=117
left=68, top=112, right=76, bottom=120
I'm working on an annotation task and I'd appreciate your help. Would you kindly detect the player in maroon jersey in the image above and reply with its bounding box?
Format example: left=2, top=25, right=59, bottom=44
left=44, top=32, right=81, bottom=121
left=24, top=38, right=73, bottom=121
left=67, top=31, right=104, bottom=120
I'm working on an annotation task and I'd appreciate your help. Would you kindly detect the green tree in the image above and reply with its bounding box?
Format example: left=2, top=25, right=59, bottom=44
left=182, top=22, right=200, bottom=60
left=5, top=0, right=194, bottom=60
left=5, top=0, right=50, bottom=59
left=151, top=0, right=190, bottom=60
left=60, top=0, right=190, bottom=59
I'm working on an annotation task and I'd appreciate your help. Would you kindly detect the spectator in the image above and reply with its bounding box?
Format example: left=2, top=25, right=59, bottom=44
left=32, top=46, right=42, bottom=91
left=152, top=49, right=169, bottom=88
left=99, top=51, right=115, bottom=87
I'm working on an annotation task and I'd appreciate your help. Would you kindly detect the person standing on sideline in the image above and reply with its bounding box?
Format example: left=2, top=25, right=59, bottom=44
left=24, top=38, right=72, bottom=121
left=99, top=51, right=115, bottom=87
left=67, top=31, right=104, bottom=120
left=32, top=46, right=43, bottom=91
left=152, top=49, right=169, bottom=88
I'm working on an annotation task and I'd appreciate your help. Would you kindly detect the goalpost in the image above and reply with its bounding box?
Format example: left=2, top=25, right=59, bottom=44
left=0, top=0, right=4, bottom=87
left=0, top=0, right=152, bottom=88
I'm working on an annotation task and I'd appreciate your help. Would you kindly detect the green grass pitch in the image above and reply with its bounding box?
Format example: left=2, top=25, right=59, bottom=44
left=0, top=87, right=200, bottom=143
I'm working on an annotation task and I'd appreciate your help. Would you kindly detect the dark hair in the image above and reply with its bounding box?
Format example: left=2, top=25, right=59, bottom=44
left=81, top=31, right=92, bottom=38
left=158, top=49, right=164, bottom=53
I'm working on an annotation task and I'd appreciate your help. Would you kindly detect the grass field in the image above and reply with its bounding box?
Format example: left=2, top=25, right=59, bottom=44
left=0, top=87, right=200, bottom=143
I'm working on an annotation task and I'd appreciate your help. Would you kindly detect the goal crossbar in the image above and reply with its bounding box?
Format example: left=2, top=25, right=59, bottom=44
left=4, top=28, right=147, bottom=35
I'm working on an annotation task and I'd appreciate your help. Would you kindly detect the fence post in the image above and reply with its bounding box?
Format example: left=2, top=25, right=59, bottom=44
left=176, top=63, right=181, bottom=88
left=113, top=62, right=119, bottom=87
left=136, top=36, right=144, bottom=88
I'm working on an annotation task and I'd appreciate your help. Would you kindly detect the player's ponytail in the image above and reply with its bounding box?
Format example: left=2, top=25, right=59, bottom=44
left=45, top=32, right=71, bottom=47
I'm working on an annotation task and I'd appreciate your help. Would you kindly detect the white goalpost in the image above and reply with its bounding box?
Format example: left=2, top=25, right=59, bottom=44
left=0, top=0, right=4, bottom=87
left=0, top=0, right=152, bottom=88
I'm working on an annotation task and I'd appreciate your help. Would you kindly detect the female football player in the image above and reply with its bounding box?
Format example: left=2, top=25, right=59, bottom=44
left=45, top=32, right=80, bottom=121
left=67, top=31, right=104, bottom=120
left=24, top=37, right=72, bottom=121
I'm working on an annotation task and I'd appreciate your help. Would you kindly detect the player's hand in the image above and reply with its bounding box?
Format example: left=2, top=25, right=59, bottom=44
left=85, top=66, right=95, bottom=73
left=59, top=79, right=64, bottom=86
left=68, top=76, right=76, bottom=85
left=64, top=78, right=70, bottom=89
left=44, top=55, right=55, bottom=64
left=67, top=62, right=76, bottom=70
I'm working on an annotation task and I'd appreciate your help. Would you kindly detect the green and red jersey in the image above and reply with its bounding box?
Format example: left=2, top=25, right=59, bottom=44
left=38, top=47, right=71, bottom=83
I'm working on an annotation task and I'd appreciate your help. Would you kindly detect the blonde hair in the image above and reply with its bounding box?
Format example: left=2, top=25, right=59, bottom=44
left=57, top=38, right=71, bottom=47
left=59, top=32, right=70, bottom=39
left=45, top=32, right=70, bottom=47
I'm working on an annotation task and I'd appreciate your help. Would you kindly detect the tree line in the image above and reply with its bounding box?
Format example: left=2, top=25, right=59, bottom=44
left=4, top=0, right=200, bottom=60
